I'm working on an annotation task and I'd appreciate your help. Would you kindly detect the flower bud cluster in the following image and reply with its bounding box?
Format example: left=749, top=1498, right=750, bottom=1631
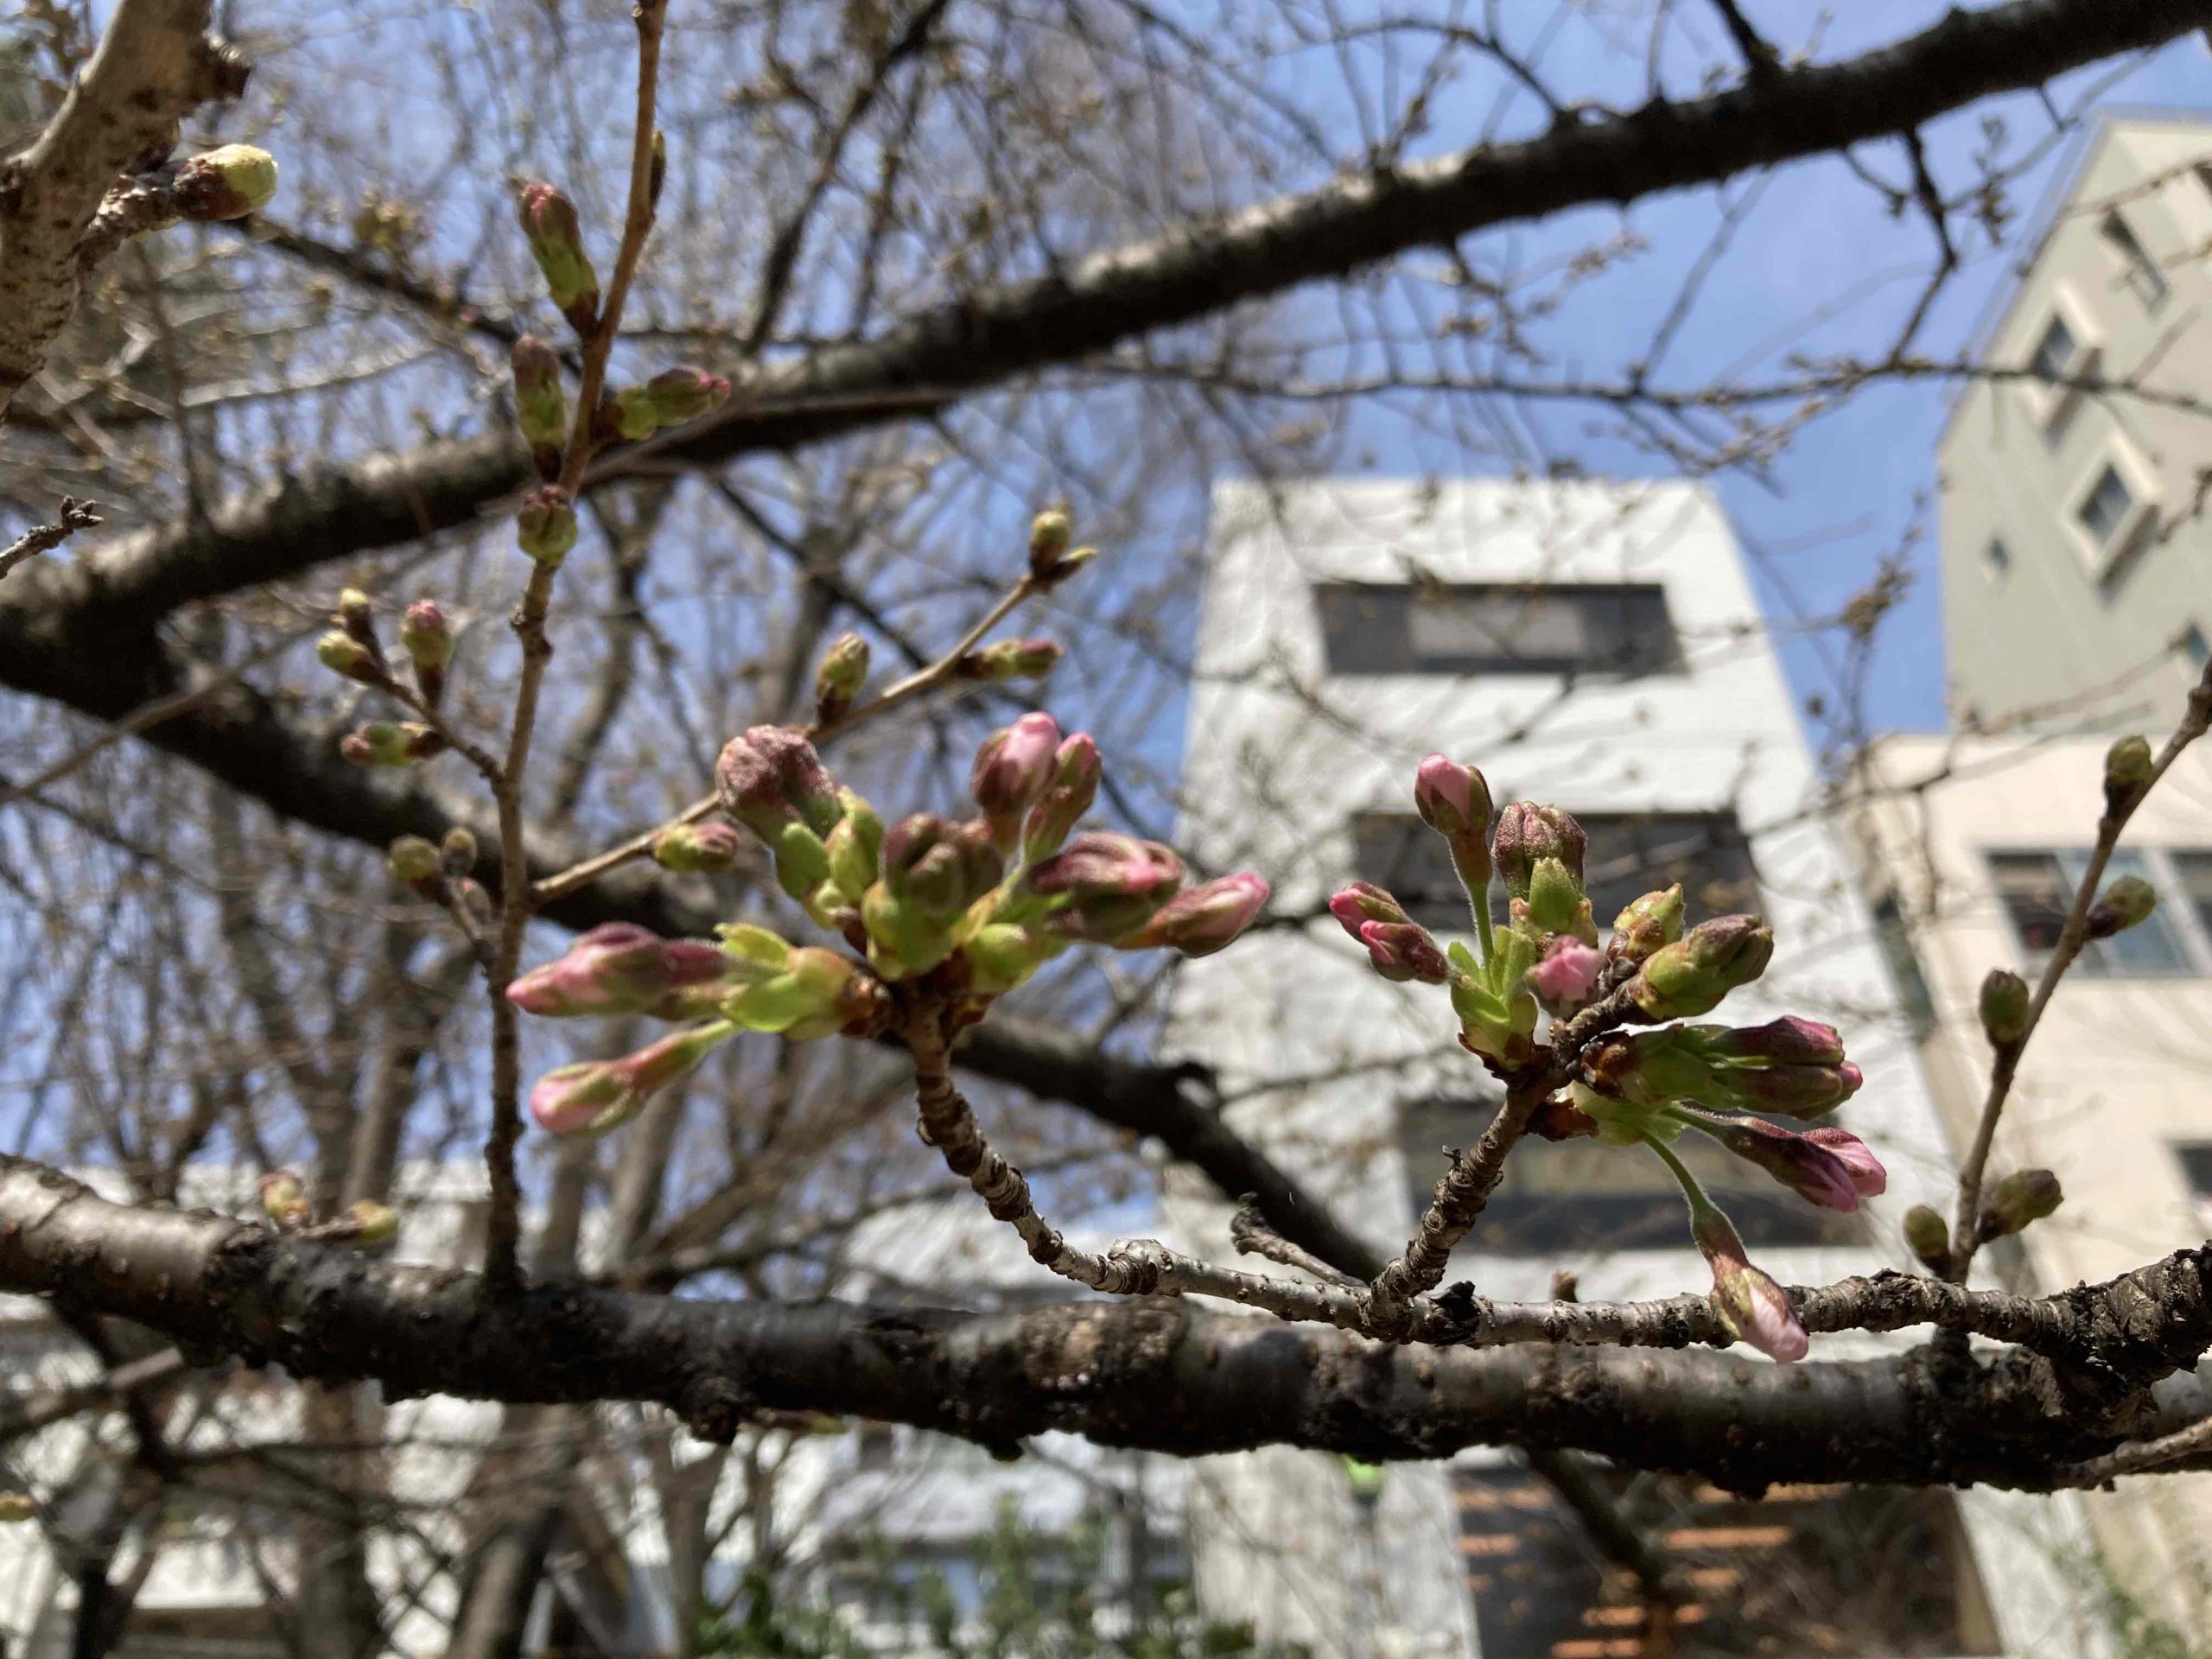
left=513, top=712, right=1267, bottom=1139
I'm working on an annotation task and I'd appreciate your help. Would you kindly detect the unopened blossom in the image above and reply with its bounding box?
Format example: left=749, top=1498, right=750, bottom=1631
left=1979, top=1168, right=2063, bottom=1240
left=258, top=1169, right=309, bottom=1230
left=1608, top=884, right=1683, bottom=965
left=530, top=1023, right=733, bottom=1137
left=316, top=629, right=379, bottom=684
left=1682, top=1111, right=1864, bottom=1211
left=1358, top=921, right=1452, bottom=985
left=1029, top=831, right=1183, bottom=943
left=1329, top=882, right=1413, bottom=936
left=1414, top=754, right=1494, bottom=896
left=715, top=726, right=844, bottom=840
left=2104, top=733, right=2152, bottom=806
left=1119, top=874, right=1270, bottom=957
left=511, top=334, right=569, bottom=455
left=517, top=181, right=599, bottom=333
left=1492, top=804, right=1586, bottom=899
left=386, top=836, right=440, bottom=887
left=652, top=821, right=743, bottom=874
left=1978, top=969, right=2031, bottom=1048
left=1903, top=1204, right=1951, bottom=1272
left=517, top=486, right=577, bottom=566
left=505, top=922, right=735, bottom=1019
left=1803, top=1127, right=1888, bottom=1199
left=972, top=713, right=1062, bottom=854
left=1690, top=1198, right=1808, bottom=1363
left=399, top=599, right=453, bottom=704
left=1529, top=937, right=1600, bottom=1014
left=957, top=638, right=1062, bottom=682
left=173, top=144, right=278, bottom=220
left=2087, top=874, right=2156, bottom=939
left=1625, top=914, right=1773, bottom=1020
left=1023, top=734, right=1100, bottom=860
left=813, top=632, right=871, bottom=725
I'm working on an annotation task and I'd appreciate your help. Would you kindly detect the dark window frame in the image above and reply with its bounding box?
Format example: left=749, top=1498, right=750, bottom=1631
left=1314, top=582, right=1686, bottom=679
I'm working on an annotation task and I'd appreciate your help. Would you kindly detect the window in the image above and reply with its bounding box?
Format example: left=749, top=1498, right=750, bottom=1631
left=1351, top=810, right=1758, bottom=935
left=2076, top=463, right=2137, bottom=550
left=2100, top=211, right=2169, bottom=309
left=2177, top=1143, right=2212, bottom=1223
left=2176, top=851, right=2212, bottom=946
left=1399, top=1097, right=1859, bottom=1254
left=2029, top=313, right=2080, bottom=384
left=1870, top=894, right=1936, bottom=1039
left=1988, top=849, right=2189, bottom=976
left=1452, top=1465, right=1999, bottom=1658
left=1315, top=583, right=1682, bottom=677
left=1981, top=537, right=2011, bottom=582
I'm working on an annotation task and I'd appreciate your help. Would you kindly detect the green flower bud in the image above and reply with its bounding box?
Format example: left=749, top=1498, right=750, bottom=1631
left=2086, top=874, right=2156, bottom=939
left=400, top=598, right=453, bottom=706
left=1491, top=804, right=1586, bottom=899
left=826, top=792, right=884, bottom=902
left=1524, top=856, right=1585, bottom=937
left=440, top=827, right=478, bottom=880
left=173, top=143, right=278, bottom=221
left=517, top=181, right=600, bottom=334
left=387, top=835, right=440, bottom=886
left=517, top=486, right=577, bottom=566
left=1977, top=969, right=2031, bottom=1048
left=1626, top=914, right=1772, bottom=1021
left=511, top=334, right=569, bottom=453
left=2104, top=734, right=2153, bottom=809
left=814, top=632, right=871, bottom=725
left=1609, top=885, right=1683, bottom=965
left=258, top=1168, right=309, bottom=1230
left=1979, top=1169, right=2063, bottom=1242
left=957, top=637, right=1062, bottom=682
left=652, top=821, right=744, bottom=874
left=1903, top=1204, right=1950, bottom=1273
left=340, top=721, right=440, bottom=767
left=316, top=629, right=380, bottom=684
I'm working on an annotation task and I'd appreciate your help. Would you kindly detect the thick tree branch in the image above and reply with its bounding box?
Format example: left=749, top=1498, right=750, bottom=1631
left=3, top=0, right=2204, bottom=629
left=0, top=0, right=250, bottom=410
left=3, top=1156, right=2209, bottom=1491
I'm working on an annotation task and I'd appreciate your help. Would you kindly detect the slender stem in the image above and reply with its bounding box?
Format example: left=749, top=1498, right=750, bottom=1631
left=1946, top=661, right=2212, bottom=1285
left=529, top=570, right=1043, bottom=906
left=482, top=0, right=671, bottom=1295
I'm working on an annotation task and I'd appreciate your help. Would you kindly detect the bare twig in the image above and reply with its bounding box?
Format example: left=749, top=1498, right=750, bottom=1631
left=0, top=498, right=102, bottom=582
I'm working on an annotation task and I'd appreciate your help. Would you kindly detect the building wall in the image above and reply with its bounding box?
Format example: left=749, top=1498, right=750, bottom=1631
left=1938, top=118, right=2212, bottom=734
left=1163, top=475, right=2098, bottom=1656
left=1856, top=731, right=2212, bottom=1633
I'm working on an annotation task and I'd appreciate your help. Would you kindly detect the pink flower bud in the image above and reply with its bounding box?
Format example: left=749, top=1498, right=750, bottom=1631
left=641, top=365, right=731, bottom=427
left=1119, top=874, right=1269, bottom=957
left=715, top=726, right=843, bottom=840
left=1329, top=881, right=1411, bottom=938
left=1690, top=1201, right=1807, bottom=1363
left=1023, top=734, right=1100, bottom=860
left=1414, top=755, right=1491, bottom=841
left=399, top=599, right=453, bottom=706
left=340, top=721, right=437, bottom=767
left=1802, top=1127, right=1887, bottom=1199
left=1686, top=1111, right=1862, bottom=1211
left=972, top=713, right=1062, bottom=853
left=1529, top=937, right=1600, bottom=1014
left=505, top=923, right=734, bottom=1018
left=530, top=1024, right=731, bottom=1137
left=1357, top=920, right=1451, bottom=984
left=1027, top=830, right=1184, bottom=899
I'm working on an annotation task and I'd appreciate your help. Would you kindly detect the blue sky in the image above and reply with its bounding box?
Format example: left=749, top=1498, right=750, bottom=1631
left=1321, top=13, right=2212, bottom=735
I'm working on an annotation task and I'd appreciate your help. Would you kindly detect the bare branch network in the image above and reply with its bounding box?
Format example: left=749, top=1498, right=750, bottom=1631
left=5, top=2, right=2212, bottom=1645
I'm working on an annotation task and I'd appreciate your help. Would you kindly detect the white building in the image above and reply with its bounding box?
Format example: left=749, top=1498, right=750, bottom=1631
left=1849, top=105, right=2212, bottom=1646
left=1160, top=474, right=2101, bottom=1657
left=1937, top=113, right=2212, bottom=734
left=1853, top=732, right=2212, bottom=1639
